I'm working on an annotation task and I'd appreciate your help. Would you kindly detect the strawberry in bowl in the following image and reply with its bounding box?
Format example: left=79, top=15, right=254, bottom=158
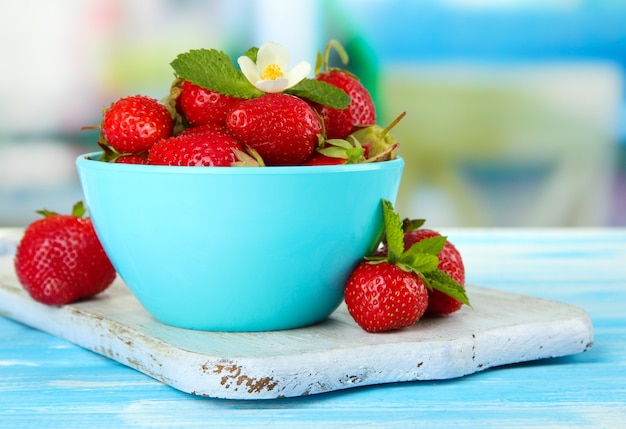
left=73, top=41, right=406, bottom=331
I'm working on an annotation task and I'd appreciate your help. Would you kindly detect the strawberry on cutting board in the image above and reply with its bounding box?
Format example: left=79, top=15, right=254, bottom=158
left=345, top=260, right=429, bottom=333
left=13, top=202, right=116, bottom=306
left=345, top=200, right=470, bottom=332
left=402, top=226, right=466, bottom=316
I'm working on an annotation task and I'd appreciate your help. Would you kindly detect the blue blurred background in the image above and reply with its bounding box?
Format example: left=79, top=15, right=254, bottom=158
left=1, top=0, right=625, bottom=227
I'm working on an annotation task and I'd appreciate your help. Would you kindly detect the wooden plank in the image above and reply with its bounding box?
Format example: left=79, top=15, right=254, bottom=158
left=0, top=253, right=592, bottom=400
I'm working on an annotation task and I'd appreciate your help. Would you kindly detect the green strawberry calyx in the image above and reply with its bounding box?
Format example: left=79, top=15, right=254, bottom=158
left=170, top=46, right=350, bottom=109
left=231, top=145, right=266, bottom=167
left=36, top=201, right=87, bottom=219
left=366, top=199, right=471, bottom=307
left=315, top=135, right=366, bottom=163
left=351, top=112, right=406, bottom=163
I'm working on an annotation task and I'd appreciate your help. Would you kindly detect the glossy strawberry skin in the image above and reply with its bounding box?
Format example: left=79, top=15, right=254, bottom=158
left=177, top=80, right=239, bottom=127
left=148, top=130, right=244, bottom=167
left=311, top=70, right=376, bottom=139
left=404, top=229, right=466, bottom=315
left=226, top=93, right=323, bottom=165
left=14, top=215, right=116, bottom=305
left=344, top=262, right=428, bottom=333
left=101, top=95, right=174, bottom=154
left=301, top=152, right=347, bottom=166
left=114, top=155, right=149, bottom=164
left=177, top=123, right=231, bottom=137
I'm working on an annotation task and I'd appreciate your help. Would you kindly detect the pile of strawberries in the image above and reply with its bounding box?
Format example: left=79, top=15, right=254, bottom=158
left=345, top=200, right=469, bottom=333
left=95, top=41, right=398, bottom=167
left=13, top=40, right=470, bottom=333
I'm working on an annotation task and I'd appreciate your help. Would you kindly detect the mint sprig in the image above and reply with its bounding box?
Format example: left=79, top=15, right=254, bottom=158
left=286, top=79, right=350, bottom=109
left=373, top=199, right=471, bottom=307
left=170, top=49, right=262, bottom=99
left=423, top=270, right=471, bottom=307
left=381, top=199, right=405, bottom=260
left=170, top=47, right=351, bottom=109
left=398, top=238, right=443, bottom=273
left=241, top=47, right=258, bottom=62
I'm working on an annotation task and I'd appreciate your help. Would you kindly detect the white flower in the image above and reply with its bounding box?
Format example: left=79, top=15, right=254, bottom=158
left=237, top=42, right=311, bottom=93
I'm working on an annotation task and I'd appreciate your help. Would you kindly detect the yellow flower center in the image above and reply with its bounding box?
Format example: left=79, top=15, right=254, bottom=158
left=261, top=64, right=283, bottom=80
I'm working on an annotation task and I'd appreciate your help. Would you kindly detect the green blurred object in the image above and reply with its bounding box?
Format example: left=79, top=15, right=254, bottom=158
left=379, top=65, right=621, bottom=227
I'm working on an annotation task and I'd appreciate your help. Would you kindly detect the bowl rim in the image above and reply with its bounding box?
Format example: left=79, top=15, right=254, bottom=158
left=76, top=151, right=404, bottom=175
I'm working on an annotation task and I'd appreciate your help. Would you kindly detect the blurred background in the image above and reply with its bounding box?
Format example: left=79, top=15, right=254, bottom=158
left=1, top=0, right=625, bottom=227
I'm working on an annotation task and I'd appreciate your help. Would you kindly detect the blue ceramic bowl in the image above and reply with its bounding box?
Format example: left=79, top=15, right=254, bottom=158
left=76, top=152, right=404, bottom=331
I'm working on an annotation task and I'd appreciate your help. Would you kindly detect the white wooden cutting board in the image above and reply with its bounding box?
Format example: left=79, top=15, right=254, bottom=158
left=0, top=253, right=593, bottom=400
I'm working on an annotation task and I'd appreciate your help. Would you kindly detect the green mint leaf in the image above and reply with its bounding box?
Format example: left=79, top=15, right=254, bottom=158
left=242, top=47, right=258, bottom=62
left=170, top=49, right=262, bottom=99
left=424, top=270, right=471, bottom=307
left=286, top=78, right=350, bottom=109
left=406, top=236, right=447, bottom=256
left=402, top=218, right=426, bottom=232
left=398, top=252, right=440, bottom=273
left=382, top=199, right=405, bottom=258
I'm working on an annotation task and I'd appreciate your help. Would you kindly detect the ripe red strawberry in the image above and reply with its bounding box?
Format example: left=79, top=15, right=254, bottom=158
left=176, top=80, right=240, bottom=127
left=148, top=129, right=245, bottom=167
left=404, top=228, right=466, bottom=315
left=177, top=123, right=231, bottom=137
left=404, top=229, right=465, bottom=285
left=13, top=202, right=116, bottom=305
left=345, top=200, right=470, bottom=332
left=377, top=221, right=467, bottom=316
left=226, top=93, right=322, bottom=165
left=312, top=70, right=376, bottom=139
left=345, top=261, right=429, bottom=333
left=301, top=152, right=348, bottom=166
left=114, top=154, right=149, bottom=164
left=101, top=95, right=174, bottom=154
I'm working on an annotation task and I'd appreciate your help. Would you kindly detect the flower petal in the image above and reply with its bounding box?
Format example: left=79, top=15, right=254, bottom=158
left=256, top=78, right=291, bottom=93
left=256, top=41, right=290, bottom=73
left=237, top=56, right=261, bottom=84
left=283, top=61, right=311, bottom=86
left=237, top=42, right=312, bottom=93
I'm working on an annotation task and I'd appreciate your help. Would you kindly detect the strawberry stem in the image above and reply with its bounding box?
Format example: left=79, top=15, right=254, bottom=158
left=71, top=201, right=87, bottom=218
left=381, top=112, right=406, bottom=137
left=323, top=39, right=349, bottom=72
left=34, top=201, right=86, bottom=219
left=35, top=209, right=59, bottom=218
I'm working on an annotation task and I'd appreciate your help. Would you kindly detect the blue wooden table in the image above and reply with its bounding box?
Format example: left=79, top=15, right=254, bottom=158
left=1, top=228, right=624, bottom=428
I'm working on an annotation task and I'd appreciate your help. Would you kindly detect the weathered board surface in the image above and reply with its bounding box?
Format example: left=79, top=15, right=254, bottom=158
left=0, top=251, right=592, bottom=400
